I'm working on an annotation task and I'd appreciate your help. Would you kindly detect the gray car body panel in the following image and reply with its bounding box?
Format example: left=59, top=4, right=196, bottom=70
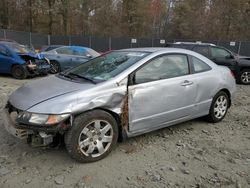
left=8, top=48, right=236, bottom=137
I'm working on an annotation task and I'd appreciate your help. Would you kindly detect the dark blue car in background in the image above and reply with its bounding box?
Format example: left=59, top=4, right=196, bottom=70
left=41, top=46, right=100, bottom=73
left=0, top=41, right=51, bottom=79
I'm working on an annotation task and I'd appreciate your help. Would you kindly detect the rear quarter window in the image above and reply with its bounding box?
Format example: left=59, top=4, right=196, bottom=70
left=190, top=56, right=211, bottom=73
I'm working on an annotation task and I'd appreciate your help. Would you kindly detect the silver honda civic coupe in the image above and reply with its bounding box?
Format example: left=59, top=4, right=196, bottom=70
left=2, top=48, right=236, bottom=162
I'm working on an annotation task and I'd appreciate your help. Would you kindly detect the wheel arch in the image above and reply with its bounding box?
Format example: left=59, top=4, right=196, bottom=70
left=11, top=63, right=23, bottom=67
left=93, top=108, right=125, bottom=142
left=219, top=88, right=231, bottom=107
left=50, top=59, right=60, bottom=63
left=71, top=108, right=125, bottom=142
left=239, top=68, right=250, bottom=84
left=11, top=62, right=27, bottom=69
left=240, top=67, right=250, bottom=71
left=50, top=60, right=61, bottom=66
left=11, top=63, right=29, bottom=77
left=50, top=60, right=61, bottom=71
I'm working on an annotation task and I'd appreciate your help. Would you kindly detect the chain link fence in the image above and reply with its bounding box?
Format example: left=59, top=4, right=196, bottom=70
left=1, top=29, right=250, bottom=56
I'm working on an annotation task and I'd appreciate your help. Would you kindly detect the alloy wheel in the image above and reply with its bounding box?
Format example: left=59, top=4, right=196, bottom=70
left=241, top=71, right=250, bottom=84
left=214, top=96, right=228, bottom=119
left=78, top=120, right=113, bottom=158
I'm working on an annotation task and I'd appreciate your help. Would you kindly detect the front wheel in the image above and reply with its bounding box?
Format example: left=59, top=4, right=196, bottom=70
left=239, top=69, right=250, bottom=85
left=65, top=110, right=118, bottom=163
left=50, top=61, right=61, bottom=74
left=206, top=91, right=229, bottom=123
left=11, top=65, right=27, bottom=79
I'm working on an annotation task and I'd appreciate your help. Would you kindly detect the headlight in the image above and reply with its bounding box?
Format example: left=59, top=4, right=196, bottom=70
left=17, top=112, right=69, bottom=125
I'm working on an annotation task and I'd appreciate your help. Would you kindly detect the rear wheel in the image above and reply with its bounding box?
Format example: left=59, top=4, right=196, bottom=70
left=50, top=61, right=61, bottom=74
left=65, top=110, right=118, bottom=163
left=206, top=91, right=229, bottom=123
left=11, top=65, right=27, bottom=79
left=239, top=69, right=250, bottom=85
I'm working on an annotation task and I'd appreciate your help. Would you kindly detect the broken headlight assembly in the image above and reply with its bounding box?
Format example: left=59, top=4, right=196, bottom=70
left=26, top=60, right=37, bottom=70
left=17, top=112, right=70, bottom=125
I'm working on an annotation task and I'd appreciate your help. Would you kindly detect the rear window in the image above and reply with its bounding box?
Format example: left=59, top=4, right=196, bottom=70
left=193, top=46, right=209, bottom=57
left=167, top=44, right=193, bottom=50
left=191, top=56, right=211, bottom=73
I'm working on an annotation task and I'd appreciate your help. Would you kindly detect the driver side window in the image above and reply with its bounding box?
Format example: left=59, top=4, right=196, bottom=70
left=0, top=45, right=9, bottom=57
left=56, top=47, right=74, bottom=55
left=211, top=47, right=231, bottom=59
left=72, top=47, right=88, bottom=56
left=135, top=54, right=189, bottom=84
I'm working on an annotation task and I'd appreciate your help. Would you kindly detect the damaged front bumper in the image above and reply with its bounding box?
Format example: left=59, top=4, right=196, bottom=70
left=25, top=60, right=51, bottom=75
left=1, top=107, right=69, bottom=146
left=2, top=109, right=30, bottom=139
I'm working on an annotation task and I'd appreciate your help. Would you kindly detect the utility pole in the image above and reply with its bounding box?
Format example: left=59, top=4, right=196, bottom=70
left=29, top=0, right=32, bottom=32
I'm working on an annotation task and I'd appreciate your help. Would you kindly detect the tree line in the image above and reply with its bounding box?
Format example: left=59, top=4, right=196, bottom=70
left=0, top=0, right=250, bottom=41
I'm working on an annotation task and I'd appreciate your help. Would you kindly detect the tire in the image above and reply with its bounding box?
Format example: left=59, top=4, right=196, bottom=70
left=50, top=61, right=61, bottom=74
left=206, top=91, right=229, bottom=123
left=11, top=65, right=27, bottom=79
left=65, top=110, right=118, bottom=163
left=239, top=69, right=250, bottom=85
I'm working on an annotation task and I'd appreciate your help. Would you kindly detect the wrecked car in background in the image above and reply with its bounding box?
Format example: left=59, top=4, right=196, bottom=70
left=40, top=45, right=100, bottom=73
left=166, top=42, right=250, bottom=84
left=0, top=41, right=51, bottom=79
left=2, top=48, right=236, bottom=162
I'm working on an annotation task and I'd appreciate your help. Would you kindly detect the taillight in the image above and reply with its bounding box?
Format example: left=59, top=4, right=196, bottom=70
left=230, top=70, right=235, bottom=79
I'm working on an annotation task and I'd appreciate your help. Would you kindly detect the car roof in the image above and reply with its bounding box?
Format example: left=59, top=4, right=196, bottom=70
left=166, top=42, right=233, bottom=53
left=0, top=41, right=17, bottom=45
left=117, top=47, right=192, bottom=53
left=173, top=42, right=216, bottom=46
left=117, top=47, right=168, bottom=53
left=0, top=38, right=18, bottom=43
left=54, top=45, right=90, bottom=49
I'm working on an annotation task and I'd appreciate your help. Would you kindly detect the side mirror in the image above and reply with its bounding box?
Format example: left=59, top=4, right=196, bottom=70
left=86, top=54, right=92, bottom=58
left=225, top=54, right=234, bottom=59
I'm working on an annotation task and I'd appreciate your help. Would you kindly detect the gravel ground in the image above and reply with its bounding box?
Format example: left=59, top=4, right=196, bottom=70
left=0, top=75, right=249, bottom=188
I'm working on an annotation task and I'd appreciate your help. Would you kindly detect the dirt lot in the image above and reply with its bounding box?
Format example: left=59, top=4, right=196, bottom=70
left=0, top=75, right=249, bottom=188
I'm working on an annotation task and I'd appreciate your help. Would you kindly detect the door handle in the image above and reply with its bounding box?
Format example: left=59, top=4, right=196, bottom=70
left=181, top=80, right=193, bottom=86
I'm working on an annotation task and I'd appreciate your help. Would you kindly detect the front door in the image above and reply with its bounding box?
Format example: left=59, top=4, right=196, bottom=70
left=210, top=47, right=238, bottom=75
left=71, top=46, right=90, bottom=66
left=128, top=54, right=197, bottom=133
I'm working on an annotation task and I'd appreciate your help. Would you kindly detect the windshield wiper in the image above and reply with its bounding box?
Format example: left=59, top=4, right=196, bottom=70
left=66, top=72, right=97, bottom=84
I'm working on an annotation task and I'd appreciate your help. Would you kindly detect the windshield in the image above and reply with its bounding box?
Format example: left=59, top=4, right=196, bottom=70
left=3, top=42, right=33, bottom=53
left=61, top=51, right=150, bottom=83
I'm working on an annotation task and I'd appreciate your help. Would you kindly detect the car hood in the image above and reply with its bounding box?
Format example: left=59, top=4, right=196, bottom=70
left=237, top=58, right=250, bottom=66
left=9, top=75, right=95, bottom=111
left=237, top=55, right=250, bottom=60
left=18, top=52, right=45, bottom=60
